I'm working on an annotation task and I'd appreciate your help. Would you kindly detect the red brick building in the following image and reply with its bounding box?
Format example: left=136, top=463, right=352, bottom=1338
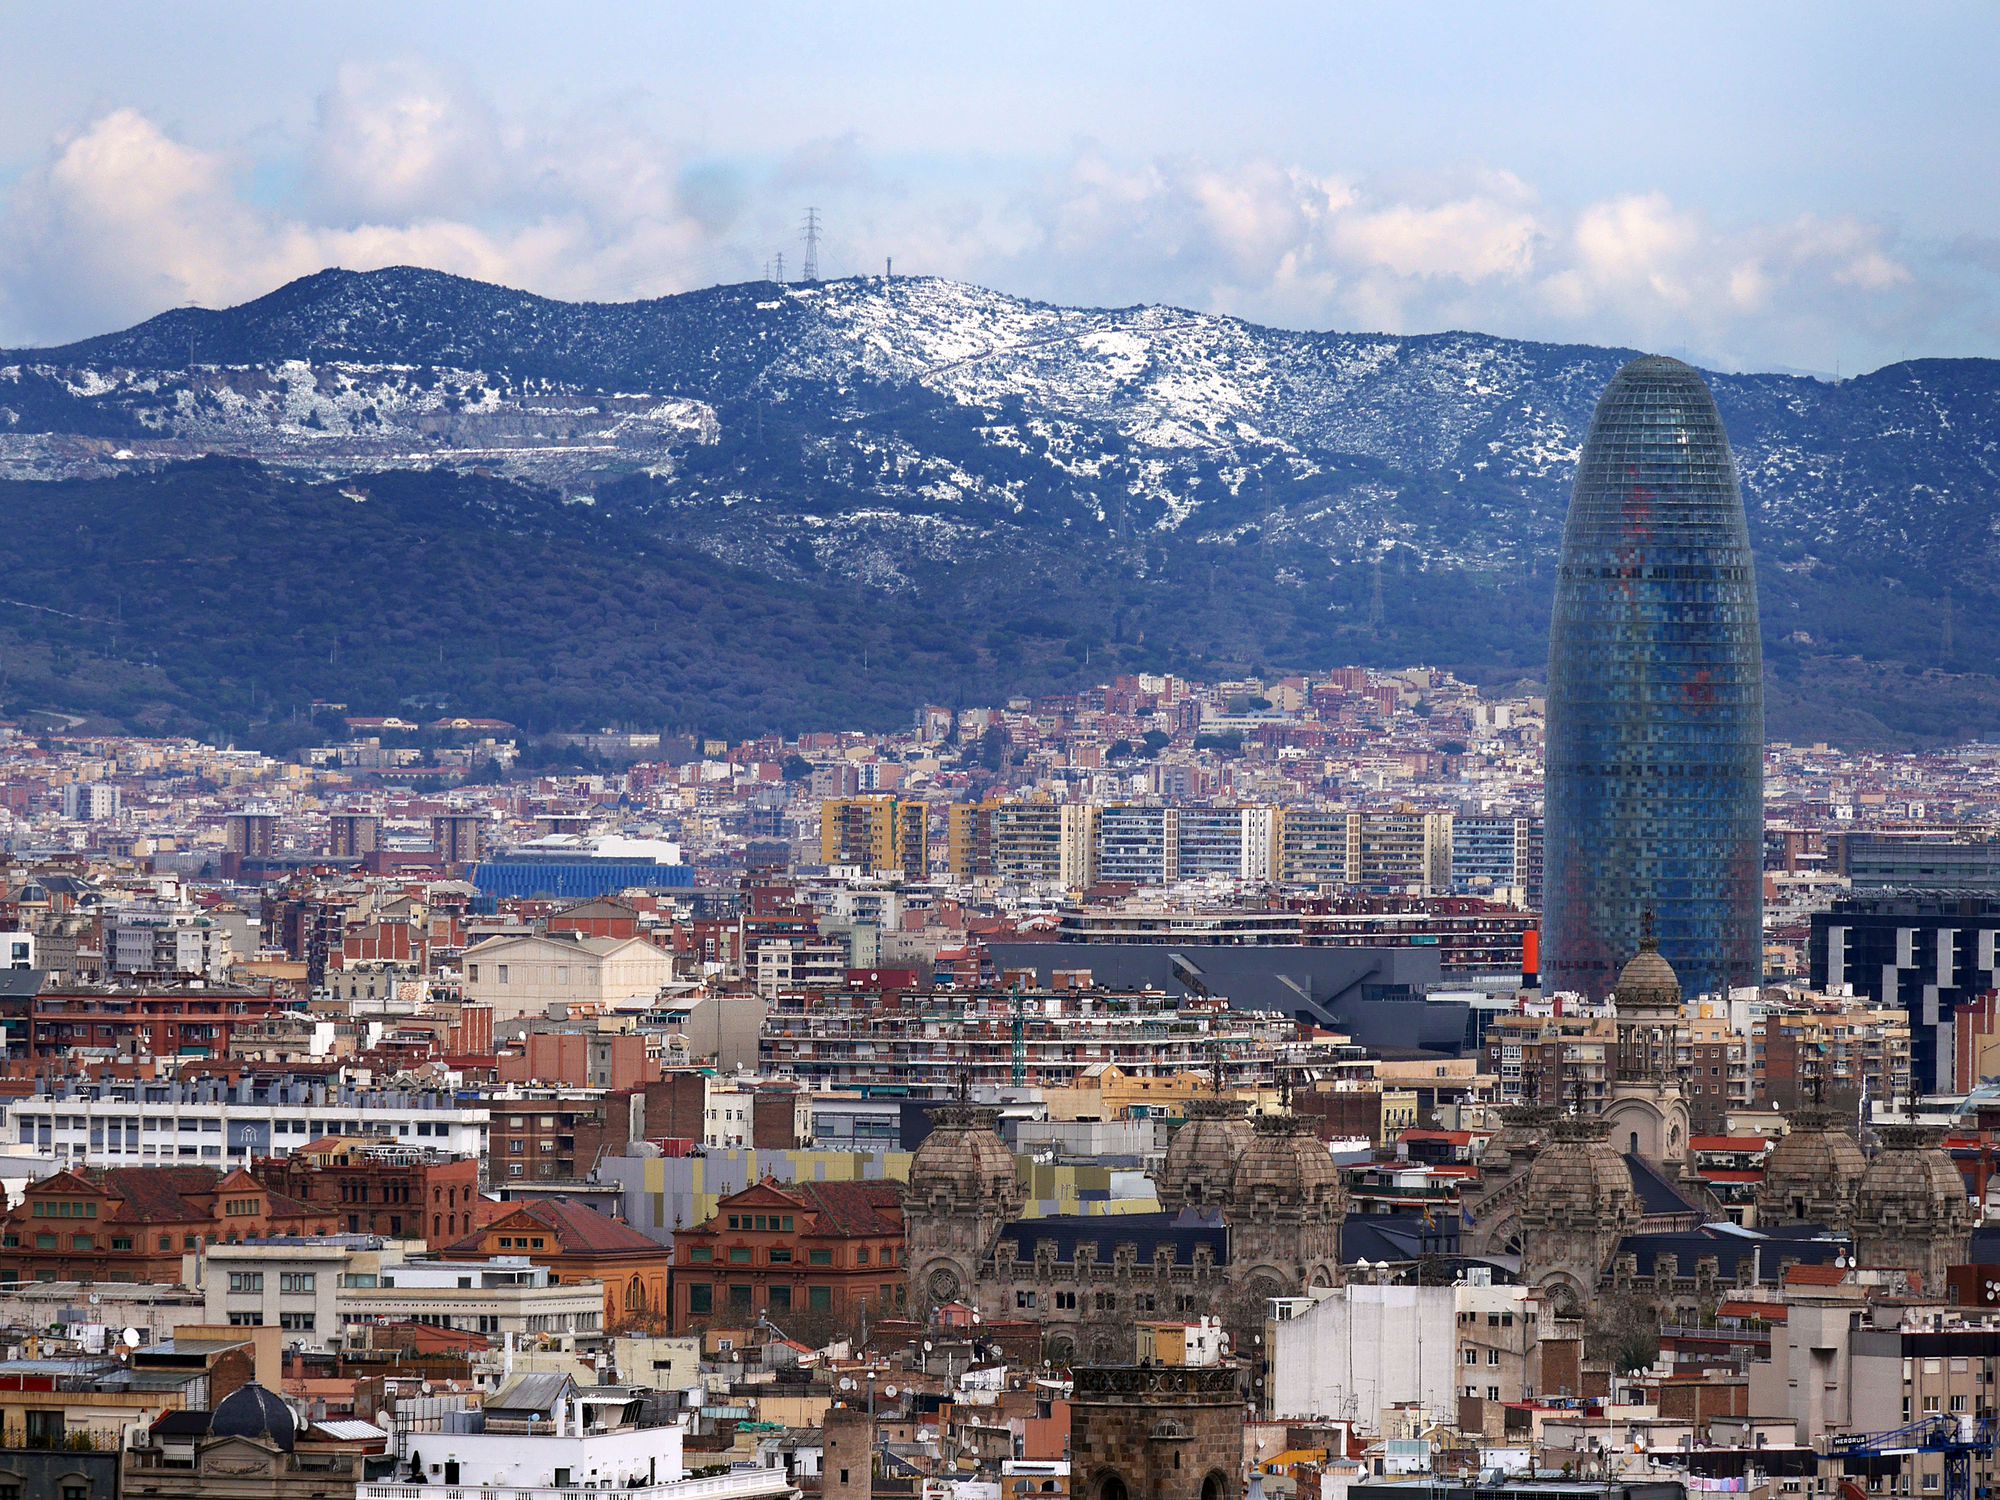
left=253, top=1137, right=484, bottom=1246
left=669, top=1179, right=905, bottom=1333
left=28, top=985, right=292, bottom=1059
left=0, top=1165, right=335, bottom=1283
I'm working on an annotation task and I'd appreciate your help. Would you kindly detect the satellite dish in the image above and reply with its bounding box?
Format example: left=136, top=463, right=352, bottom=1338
left=884, top=1385, right=898, bottom=1399
left=922, top=1340, right=933, bottom=1352
left=839, top=1377, right=855, bottom=1392
left=122, top=1327, right=141, bottom=1349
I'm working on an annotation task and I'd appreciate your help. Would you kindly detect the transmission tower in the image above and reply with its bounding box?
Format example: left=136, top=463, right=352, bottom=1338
left=773, top=251, right=786, bottom=283
left=801, top=207, right=821, bottom=282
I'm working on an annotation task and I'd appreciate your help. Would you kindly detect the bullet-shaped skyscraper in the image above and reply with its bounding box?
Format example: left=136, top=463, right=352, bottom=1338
left=1543, top=355, right=1763, bottom=1000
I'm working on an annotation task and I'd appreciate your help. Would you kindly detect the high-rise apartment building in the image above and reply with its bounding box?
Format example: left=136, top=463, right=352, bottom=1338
left=1277, top=811, right=1348, bottom=886
left=1544, top=356, right=1764, bottom=1000
left=1345, top=809, right=1453, bottom=894
left=819, top=796, right=928, bottom=881
left=327, top=811, right=381, bottom=858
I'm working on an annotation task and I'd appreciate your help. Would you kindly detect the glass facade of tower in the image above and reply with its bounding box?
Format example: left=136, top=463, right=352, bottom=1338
left=1543, top=356, right=1764, bottom=1000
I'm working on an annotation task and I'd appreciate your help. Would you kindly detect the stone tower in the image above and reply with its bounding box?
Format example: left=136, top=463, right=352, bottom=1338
left=1158, top=1096, right=1253, bottom=1213
left=1852, top=1124, right=1973, bottom=1294
left=1519, top=1114, right=1640, bottom=1316
left=904, top=1104, right=1024, bottom=1314
left=1603, top=925, right=1692, bottom=1169
left=1756, top=1105, right=1865, bottom=1231
left=1226, top=1113, right=1346, bottom=1324
left=1070, top=1363, right=1242, bottom=1500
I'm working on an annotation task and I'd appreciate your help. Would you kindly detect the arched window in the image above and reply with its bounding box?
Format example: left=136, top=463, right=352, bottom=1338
left=1201, top=1473, right=1230, bottom=1500
left=1097, top=1475, right=1130, bottom=1500
left=1628, top=1131, right=1640, bottom=1156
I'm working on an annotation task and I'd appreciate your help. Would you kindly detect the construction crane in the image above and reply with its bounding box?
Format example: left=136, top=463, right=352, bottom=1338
left=1828, top=1414, right=1994, bottom=1500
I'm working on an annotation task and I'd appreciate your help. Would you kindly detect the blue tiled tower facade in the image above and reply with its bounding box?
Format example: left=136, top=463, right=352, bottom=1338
left=1544, top=355, right=1764, bottom=1000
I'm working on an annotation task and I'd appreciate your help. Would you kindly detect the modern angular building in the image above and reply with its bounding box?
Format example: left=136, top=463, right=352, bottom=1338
left=1543, top=356, right=1764, bottom=1000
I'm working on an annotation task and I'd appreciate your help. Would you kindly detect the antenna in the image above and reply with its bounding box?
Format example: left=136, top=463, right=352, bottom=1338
left=801, top=207, right=821, bottom=282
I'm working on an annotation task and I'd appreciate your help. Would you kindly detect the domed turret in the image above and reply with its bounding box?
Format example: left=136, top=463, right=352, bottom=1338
left=907, top=1104, right=1022, bottom=1218
left=1232, top=1113, right=1346, bottom=1220
left=208, top=1382, right=296, bottom=1451
left=1853, top=1124, right=1973, bottom=1293
left=1612, top=922, right=1683, bottom=1020
left=1478, top=1104, right=1557, bottom=1176
left=1757, top=1107, right=1865, bottom=1230
left=904, top=1102, right=1025, bottom=1316
left=1158, top=1095, right=1252, bottom=1212
left=1519, top=1114, right=1640, bottom=1315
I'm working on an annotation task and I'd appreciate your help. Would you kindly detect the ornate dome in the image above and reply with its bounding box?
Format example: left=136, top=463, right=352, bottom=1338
left=1232, top=1113, right=1346, bottom=1220
left=1757, top=1108, right=1865, bottom=1226
left=1521, top=1115, right=1636, bottom=1226
left=1158, top=1096, right=1253, bottom=1212
left=907, top=1104, right=1022, bottom=1217
left=1855, top=1124, right=1973, bottom=1237
left=208, top=1381, right=296, bottom=1451
left=1479, top=1104, right=1557, bottom=1175
left=1612, top=928, right=1683, bottom=1019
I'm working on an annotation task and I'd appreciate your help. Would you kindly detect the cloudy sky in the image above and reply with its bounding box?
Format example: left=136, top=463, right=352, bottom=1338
left=3, top=2, right=1996, bottom=373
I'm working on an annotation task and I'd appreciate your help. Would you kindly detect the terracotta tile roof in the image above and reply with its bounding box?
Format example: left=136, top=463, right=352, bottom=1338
left=795, top=1181, right=904, bottom=1236
left=97, top=1166, right=221, bottom=1221
left=444, top=1197, right=665, bottom=1257
left=1784, top=1262, right=1850, bottom=1287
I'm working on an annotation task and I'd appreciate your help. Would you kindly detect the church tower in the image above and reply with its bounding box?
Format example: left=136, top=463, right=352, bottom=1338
left=1756, top=1103, right=1865, bottom=1232
left=1226, top=1112, right=1346, bottom=1326
left=1603, top=921, right=1692, bottom=1169
left=1519, top=1113, right=1640, bottom=1317
left=1852, top=1124, right=1973, bottom=1295
left=904, top=1104, right=1023, bottom=1315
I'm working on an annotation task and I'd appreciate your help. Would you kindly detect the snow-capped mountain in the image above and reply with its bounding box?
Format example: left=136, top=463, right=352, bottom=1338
left=1, top=267, right=1997, bottom=743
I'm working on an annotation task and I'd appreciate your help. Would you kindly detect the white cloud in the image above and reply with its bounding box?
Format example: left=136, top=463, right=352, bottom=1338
left=0, top=87, right=1958, bottom=372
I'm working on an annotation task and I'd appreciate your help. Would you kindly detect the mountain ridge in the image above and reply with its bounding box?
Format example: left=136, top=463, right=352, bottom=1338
left=1, top=267, right=1996, bottom=747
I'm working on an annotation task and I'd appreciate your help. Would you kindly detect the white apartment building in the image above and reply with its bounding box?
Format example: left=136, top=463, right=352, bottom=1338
left=364, top=1371, right=793, bottom=1499
left=199, top=1235, right=396, bottom=1343
left=341, top=1257, right=605, bottom=1342
left=7, top=1079, right=488, bottom=1166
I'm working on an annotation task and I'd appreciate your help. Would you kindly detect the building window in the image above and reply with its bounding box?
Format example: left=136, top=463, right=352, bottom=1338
left=688, top=1285, right=713, bottom=1315
left=808, top=1249, right=833, bottom=1266
left=728, top=1285, right=753, bottom=1312
left=689, top=1247, right=713, bottom=1264
left=229, top=1272, right=264, bottom=1293
left=729, top=1247, right=752, bottom=1265
left=809, top=1286, right=832, bottom=1312
left=497, top=965, right=508, bottom=985
left=769, top=1248, right=792, bottom=1264
left=280, top=1273, right=316, bottom=1294
left=769, top=1286, right=792, bottom=1311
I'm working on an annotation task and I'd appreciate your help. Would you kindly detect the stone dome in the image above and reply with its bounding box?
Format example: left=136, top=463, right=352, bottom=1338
left=1522, top=1115, right=1636, bottom=1226
left=1158, top=1096, right=1253, bottom=1212
left=208, top=1381, right=296, bottom=1451
left=1232, top=1113, right=1346, bottom=1219
left=1855, top=1124, right=1972, bottom=1236
left=907, top=1104, right=1022, bottom=1217
left=1612, top=929, right=1683, bottom=1019
left=1757, top=1108, right=1865, bottom=1226
left=1479, top=1104, right=1557, bottom=1175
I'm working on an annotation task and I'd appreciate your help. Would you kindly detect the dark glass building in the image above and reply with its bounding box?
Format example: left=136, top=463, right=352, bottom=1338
left=1544, top=356, right=1763, bottom=1000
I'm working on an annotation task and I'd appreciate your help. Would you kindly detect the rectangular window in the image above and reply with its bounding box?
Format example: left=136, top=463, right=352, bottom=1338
left=809, top=1285, right=832, bottom=1312
left=808, top=1249, right=833, bottom=1266
left=688, top=1284, right=713, bottom=1315
left=769, top=1248, right=792, bottom=1264
left=229, top=1272, right=264, bottom=1293
left=729, top=1247, right=752, bottom=1264
left=689, top=1247, right=713, bottom=1264
left=728, top=1284, right=753, bottom=1312
left=856, top=1248, right=870, bottom=1266
left=769, top=1285, right=792, bottom=1311
left=497, top=965, right=509, bottom=984
left=280, top=1272, right=316, bottom=1294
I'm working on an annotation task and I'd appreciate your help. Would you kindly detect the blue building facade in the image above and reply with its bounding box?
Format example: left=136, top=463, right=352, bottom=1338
left=1543, top=356, right=1764, bottom=1000
left=470, top=855, right=695, bottom=903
